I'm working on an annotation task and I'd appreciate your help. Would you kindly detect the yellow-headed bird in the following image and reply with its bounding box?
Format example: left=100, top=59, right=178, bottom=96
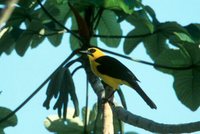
left=80, top=47, right=157, bottom=109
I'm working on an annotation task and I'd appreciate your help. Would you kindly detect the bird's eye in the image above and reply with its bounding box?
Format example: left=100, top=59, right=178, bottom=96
left=89, top=49, right=96, bottom=53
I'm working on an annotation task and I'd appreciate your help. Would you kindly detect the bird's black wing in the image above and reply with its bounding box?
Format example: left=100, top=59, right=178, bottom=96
left=96, top=56, right=157, bottom=109
left=95, top=56, right=139, bottom=82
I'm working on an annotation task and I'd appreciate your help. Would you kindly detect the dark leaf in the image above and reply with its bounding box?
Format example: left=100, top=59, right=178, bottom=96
left=169, top=32, right=195, bottom=45
left=157, top=22, right=189, bottom=36
left=65, top=69, right=79, bottom=117
left=185, top=23, right=200, bottom=43
left=15, top=20, right=43, bottom=56
left=155, top=49, right=191, bottom=74
left=103, top=0, right=133, bottom=14
left=144, top=5, right=159, bottom=25
left=173, top=67, right=200, bottom=111
left=123, top=29, right=143, bottom=54
left=126, top=10, right=154, bottom=34
left=98, top=10, right=122, bottom=47
left=0, top=27, right=23, bottom=55
left=70, top=16, right=80, bottom=50
left=0, top=107, right=17, bottom=132
left=46, top=22, right=64, bottom=47
left=15, top=31, right=32, bottom=56
left=143, top=33, right=168, bottom=60
left=43, top=68, right=65, bottom=109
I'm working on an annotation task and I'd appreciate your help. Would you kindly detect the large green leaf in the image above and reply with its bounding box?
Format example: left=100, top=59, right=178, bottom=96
left=5, top=7, right=28, bottom=27
left=0, top=27, right=23, bottom=55
left=185, top=23, right=200, bottom=44
left=0, top=107, right=18, bottom=133
left=43, top=1, right=71, bottom=46
left=155, top=44, right=200, bottom=111
left=123, top=29, right=143, bottom=54
left=144, top=5, right=159, bottom=25
left=173, top=68, right=200, bottom=111
left=44, top=108, right=83, bottom=134
left=98, top=10, right=122, bottom=47
left=143, top=33, right=168, bottom=60
left=15, top=20, right=44, bottom=56
left=170, top=32, right=195, bottom=44
left=155, top=49, right=191, bottom=74
left=126, top=9, right=154, bottom=34
left=104, top=0, right=133, bottom=14
left=157, top=22, right=189, bottom=36
left=70, top=16, right=81, bottom=50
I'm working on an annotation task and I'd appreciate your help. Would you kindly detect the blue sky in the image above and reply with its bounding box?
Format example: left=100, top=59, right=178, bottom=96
left=1, top=0, right=200, bottom=134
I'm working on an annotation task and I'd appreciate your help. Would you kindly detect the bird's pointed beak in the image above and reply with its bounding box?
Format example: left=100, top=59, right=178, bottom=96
left=79, top=50, right=94, bottom=57
left=79, top=50, right=89, bottom=54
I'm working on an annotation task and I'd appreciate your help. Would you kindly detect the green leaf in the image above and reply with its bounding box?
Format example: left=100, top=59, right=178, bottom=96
left=44, top=108, right=83, bottom=133
left=185, top=23, right=200, bottom=43
left=104, top=0, right=133, bottom=14
left=143, top=33, right=168, bottom=60
left=169, top=32, right=195, bottom=45
left=173, top=68, right=200, bottom=111
left=65, top=69, right=79, bottom=117
left=158, top=22, right=188, bottom=35
left=18, top=0, right=38, bottom=8
left=30, top=34, right=45, bottom=48
left=46, top=22, right=64, bottom=47
left=172, top=45, right=200, bottom=111
left=0, top=107, right=17, bottom=133
left=15, top=20, right=44, bottom=56
left=43, top=68, right=65, bottom=109
left=126, top=10, right=154, bottom=34
left=155, top=49, right=191, bottom=74
left=15, top=31, right=32, bottom=56
left=123, top=29, right=143, bottom=54
left=6, top=7, right=28, bottom=27
left=98, top=10, right=122, bottom=47
left=0, top=27, right=23, bottom=55
left=144, top=5, right=159, bottom=25
left=70, top=16, right=81, bottom=50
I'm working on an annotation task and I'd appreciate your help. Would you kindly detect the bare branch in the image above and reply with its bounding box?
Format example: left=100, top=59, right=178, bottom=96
left=113, top=106, right=200, bottom=133
left=103, top=102, right=114, bottom=134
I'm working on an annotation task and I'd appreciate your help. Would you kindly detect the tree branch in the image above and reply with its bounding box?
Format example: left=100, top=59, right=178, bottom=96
left=113, top=106, right=200, bottom=133
left=103, top=102, right=114, bottom=134
left=98, top=47, right=195, bottom=70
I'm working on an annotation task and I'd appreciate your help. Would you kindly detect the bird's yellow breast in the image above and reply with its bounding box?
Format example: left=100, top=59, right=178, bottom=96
left=89, top=59, right=123, bottom=90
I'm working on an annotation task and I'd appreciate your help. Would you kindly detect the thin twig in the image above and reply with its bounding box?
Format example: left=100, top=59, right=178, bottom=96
left=71, top=65, right=83, bottom=76
left=98, top=47, right=195, bottom=70
left=84, top=77, right=89, bottom=133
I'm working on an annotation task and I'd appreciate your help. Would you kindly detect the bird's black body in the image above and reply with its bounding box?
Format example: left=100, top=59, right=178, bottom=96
left=95, top=56, right=139, bottom=82
left=95, top=56, right=157, bottom=109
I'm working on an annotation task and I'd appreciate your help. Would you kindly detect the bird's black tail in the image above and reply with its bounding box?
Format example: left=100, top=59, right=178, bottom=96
left=130, top=82, right=157, bottom=109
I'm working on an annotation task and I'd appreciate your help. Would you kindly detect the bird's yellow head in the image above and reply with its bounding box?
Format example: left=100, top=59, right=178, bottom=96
left=80, top=47, right=105, bottom=61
